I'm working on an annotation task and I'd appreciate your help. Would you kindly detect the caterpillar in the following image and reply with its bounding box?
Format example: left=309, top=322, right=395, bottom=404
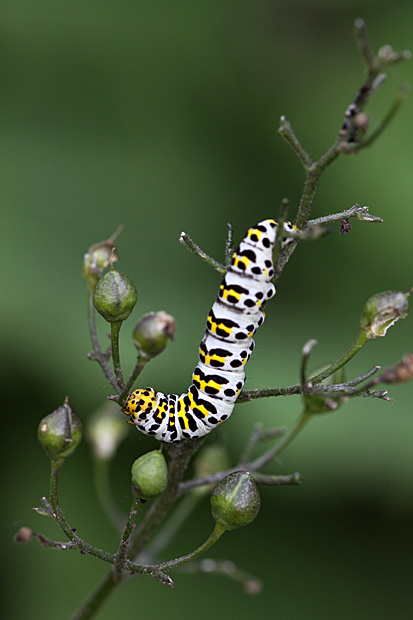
left=123, top=219, right=297, bottom=442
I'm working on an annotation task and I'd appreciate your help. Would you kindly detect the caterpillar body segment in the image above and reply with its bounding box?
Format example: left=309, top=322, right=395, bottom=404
left=230, top=241, right=275, bottom=280
left=192, top=361, right=245, bottom=403
left=207, top=301, right=265, bottom=342
left=199, top=333, right=255, bottom=371
left=218, top=271, right=276, bottom=313
left=123, top=219, right=298, bottom=442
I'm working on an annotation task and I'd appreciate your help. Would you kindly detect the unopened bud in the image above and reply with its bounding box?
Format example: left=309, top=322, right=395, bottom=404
left=210, top=471, right=260, bottom=531
left=38, top=397, right=82, bottom=461
left=82, top=240, right=119, bottom=289
left=93, top=269, right=137, bottom=323
left=360, top=290, right=409, bottom=338
left=132, top=311, right=176, bottom=357
left=87, top=403, right=128, bottom=459
left=131, top=450, right=168, bottom=500
left=14, top=527, right=33, bottom=543
left=379, top=353, right=413, bottom=384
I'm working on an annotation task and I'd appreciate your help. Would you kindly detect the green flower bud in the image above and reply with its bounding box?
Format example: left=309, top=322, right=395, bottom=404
left=131, top=450, right=168, bottom=500
left=132, top=311, right=176, bottom=358
left=93, top=269, right=137, bottom=323
left=38, top=397, right=82, bottom=461
left=210, top=471, right=261, bottom=531
left=360, top=290, right=409, bottom=339
left=87, top=403, right=128, bottom=460
left=82, top=241, right=119, bottom=289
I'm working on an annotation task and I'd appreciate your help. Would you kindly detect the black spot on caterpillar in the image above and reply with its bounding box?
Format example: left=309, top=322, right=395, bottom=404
left=123, top=219, right=297, bottom=442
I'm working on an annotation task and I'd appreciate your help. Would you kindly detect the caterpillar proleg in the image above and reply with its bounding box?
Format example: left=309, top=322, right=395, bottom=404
left=123, top=219, right=297, bottom=442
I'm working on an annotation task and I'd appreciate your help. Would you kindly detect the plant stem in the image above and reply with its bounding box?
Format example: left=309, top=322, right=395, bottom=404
left=147, top=492, right=202, bottom=559
left=309, top=330, right=368, bottom=385
left=249, top=411, right=312, bottom=471
left=307, top=204, right=383, bottom=227
left=177, top=558, right=263, bottom=594
left=49, top=460, right=76, bottom=540
left=110, top=321, right=125, bottom=390
left=71, top=439, right=203, bottom=619
left=130, top=440, right=203, bottom=555
left=295, top=148, right=341, bottom=229
left=87, top=290, right=119, bottom=392
left=93, top=457, right=125, bottom=531
left=116, top=498, right=142, bottom=569
left=157, top=523, right=227, bottom=571
left=356, top=83, right=409, bottom=150
left=238, top=330, right=369, bottom=403
left=70, top=570, right=122, bottom=620
left=179, top=232, right=226, bottom=274
left=49, top=460, right=121, bottom=564
left=117, top=354, right=150, bottom=405
left=278, top=116, right=312, bottom=169
left=252, top=472, right=302, bottom=486
left=224, top=223, right=234, bottom=268
left=300, top=339, right=318, bottom=388
left=238, top=423, right=285, bottom=465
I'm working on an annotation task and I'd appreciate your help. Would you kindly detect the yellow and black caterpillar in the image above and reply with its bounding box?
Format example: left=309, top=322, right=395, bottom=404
left=123, top=219, right=297, bottom=442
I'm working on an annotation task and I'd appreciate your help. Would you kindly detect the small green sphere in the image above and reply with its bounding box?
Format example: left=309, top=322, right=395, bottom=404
left=38, top=398, right=82, bottom=461
left=132, top=311, right=176, bottom=357
left=131, top=450, right=168, bottom=500
left=210, top=471, right=261, bottom=531
left=93, top=269, right=137, bottom=323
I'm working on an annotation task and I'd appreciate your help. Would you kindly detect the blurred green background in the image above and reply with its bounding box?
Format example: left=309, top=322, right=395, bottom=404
left=2, top=1, right=412, bottom=619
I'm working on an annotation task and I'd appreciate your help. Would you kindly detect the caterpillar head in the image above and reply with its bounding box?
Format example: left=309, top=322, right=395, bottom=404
left=123, top=388, right=157, bottom=424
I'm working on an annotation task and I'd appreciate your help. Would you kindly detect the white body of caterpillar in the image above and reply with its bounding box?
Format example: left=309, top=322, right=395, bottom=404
left=123, top=219, right=296, bottom=442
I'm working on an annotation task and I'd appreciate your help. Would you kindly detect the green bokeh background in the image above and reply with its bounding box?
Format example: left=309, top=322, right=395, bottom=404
left=2, top=1, right=412, bottom=619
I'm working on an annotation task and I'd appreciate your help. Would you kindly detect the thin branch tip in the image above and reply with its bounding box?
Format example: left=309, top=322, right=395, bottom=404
left=302, top=339, right=318, bottom=357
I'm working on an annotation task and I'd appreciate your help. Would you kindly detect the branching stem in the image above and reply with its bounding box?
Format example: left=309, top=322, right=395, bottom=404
left=71, top=439, right=204, bottom=619
left=69, top=20, right=410, bottom=620
left=239, top=330, right=369, bottom=403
